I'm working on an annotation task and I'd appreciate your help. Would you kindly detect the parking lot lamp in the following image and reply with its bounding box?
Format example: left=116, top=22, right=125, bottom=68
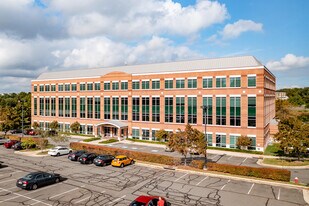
left=201, top=105, right=210, bottom=169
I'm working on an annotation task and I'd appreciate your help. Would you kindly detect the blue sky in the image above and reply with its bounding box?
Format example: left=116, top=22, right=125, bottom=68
left=0, top=0, right=308, bottom=92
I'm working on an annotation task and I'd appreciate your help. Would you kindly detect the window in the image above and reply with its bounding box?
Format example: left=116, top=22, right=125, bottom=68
left=176, top=79, right=185, bottom=89
left=58, top=97, right=63, bottom=117
left=203, top=77, right=212, bottom=88
left=112, top=97, right=119, bottom=119
left=34, top=97, right=37, bottom=115
left=39, top=85, right=44, bottom=92
left=39, top=122, right=44, bottom=130
left=39, top=97, right=44, bottom=116
left=65, top=84, right=70, bottom=91
left=121, top=97, right=128, bottom=120
left=80, top=83, right=86, bottom=91
left=80, top=125, right=85, bottom=134
left=87, top=97, right=93, bottom=118
left=248, top=96, right=256, bottom=127
left=142, top=97, right=150, bottom=121
left=165, top=97, right=173, bottom=123
left=87, top=83, right=93, bottom=91
left=132, top=97, right=140, bottom=121
left=152, top=97, right=160, bottom=122
left=216, top=77, right=226, bottom=88
left=230, top=97, right=241, bottom=126
left=230, top=76, right=241, bottom=87
left=80, top=97, right=86, bottom=118
left=132, top=128, right=140, bottom=139
left=230, top=135, right=240, bottom=148
left=95, top=97, right=100, bottom=119
left=216, top=97, right=226, bottom=125
left=45, top=98, right=50, bottom=116
left=51, top=85, right=56, bottom=91
left=152, top=130, right=157, bottom=141
left=104, top=97, right=110, bottom=119
left=152, top=80, right=160, bottom=89
left=248, top=136, right=256, bottom=150
left=132, top=81, right=140, bottom=90
left=51, top=97, right=56, bottom=116
left=121, top=81, right=128, bottom=90
left=176, top=97, right=185, bottom=123
left=203, top=97, right=212, bottom=125
left=206, top=133, right=212, bottom=146
left=112, top=82, right=119, bottom=90
left=34, top=85, right=37, bottom=92
left=71, top=84, right=77, bottom=91
left=165, top=79, right=173, bottom=89
left=141, top=80, right=149, bottom=89
left=142, top=129, right=149, bottom=140
left=45, top=85, right=50, bottom=92
left=248, top=75, right=256, bottom=87
left=216, top=134, right=226, bottom=147
left=95, top=82, right=100, bottom=90
left=104, top=82, right=110, bottom=90
left=188, top=97, right=197, bottom=124
left=188, top=78, right=197, bottom=88
left=71, top=97, right=77, bottom=118
left=65, top=97, right=70, bottom=117
left=58, top=84, right=64, bottom=91
left=87, top=125, right=93, bottom=135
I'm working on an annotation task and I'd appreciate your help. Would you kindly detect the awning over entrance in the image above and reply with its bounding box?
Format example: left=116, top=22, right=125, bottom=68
left=96, top=120, right=128, bottom=128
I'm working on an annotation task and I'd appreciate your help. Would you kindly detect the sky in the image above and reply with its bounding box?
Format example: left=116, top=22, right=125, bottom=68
left=0, top=0, right=308, bottom=93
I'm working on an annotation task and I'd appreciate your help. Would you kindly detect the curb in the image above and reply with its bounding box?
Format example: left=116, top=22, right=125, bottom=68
left=257, top=159, right=309, bottom=169
left=135, top=161, right=308, bottom=190
left=303, top=189, right=309, bottom=205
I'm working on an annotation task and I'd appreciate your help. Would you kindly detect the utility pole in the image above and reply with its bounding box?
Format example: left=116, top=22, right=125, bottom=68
left=201, top=105, right=210, bottom=169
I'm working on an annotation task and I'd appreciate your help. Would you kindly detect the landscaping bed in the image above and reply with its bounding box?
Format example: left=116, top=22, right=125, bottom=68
left=263, top=158, right=309, bottom=166
left=99, top=139, right=119, bottom=144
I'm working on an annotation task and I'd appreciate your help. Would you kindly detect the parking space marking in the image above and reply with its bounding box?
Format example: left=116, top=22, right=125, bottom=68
left=227, top=156, right=233, bottom=160
left=0, top=171, right=22, bottom=177
left=0, top=187, right=51, bottom=206
left=107, top=195, right=126, bottom=205
left=151, top=150, right=158, bottom=152
left=132, top=147, right=138, bottom=150
left=278, top=188, right=281, bottom=200
left=175, top=173, right=188, bottom=182
left=0, top=179, right=15, bottom=184
left=242, top=157, right=248, bottom=163
left=196, top=176, right=208, bottom=186
left=49, top=187, right=81, bottom=199
left=248, top=183, right=255, bottom=194
left=73, top=190, right=105, bottom=204
left=220, top=180, right=230, bottom=190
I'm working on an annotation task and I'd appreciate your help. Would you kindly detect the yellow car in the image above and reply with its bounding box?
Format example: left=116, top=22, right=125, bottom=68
left=111, top=155, right=134, bottom=167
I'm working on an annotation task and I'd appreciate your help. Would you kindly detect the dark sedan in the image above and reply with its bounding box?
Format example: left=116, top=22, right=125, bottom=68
left=78, top=153, right=97, bottom=164
left=16, top=172, right=61, bottom=190
left=12, top=142, right=23, bottom=150
left=68, top=150, right=86, bottom=161
left=93, top=155, right=115, bottom=166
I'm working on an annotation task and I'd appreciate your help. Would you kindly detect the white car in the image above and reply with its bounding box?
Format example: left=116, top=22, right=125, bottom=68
left=48, top=146, right=72, bottom=156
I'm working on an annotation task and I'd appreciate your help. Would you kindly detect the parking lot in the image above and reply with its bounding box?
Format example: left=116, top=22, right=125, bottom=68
left=0, top=147, right=307, bottom=206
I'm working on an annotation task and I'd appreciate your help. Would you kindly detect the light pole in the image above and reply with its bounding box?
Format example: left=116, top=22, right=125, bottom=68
left=201, top=105, right=210, bottom=169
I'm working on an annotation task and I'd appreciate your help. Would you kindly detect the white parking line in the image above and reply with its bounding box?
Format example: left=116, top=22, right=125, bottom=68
left=212, top=154, right=219, bottom=159
left=196, top=176, right=208, bottom=186
left=227, top=156, right=233, bottom=160
left=248, top=183, right=255, bottom=194
left=151, top=150, right=158, bottom=152
left=220, top=180, right=230, bottom=190
left=277, top=188, right=281, bottom=200
left=49, top=187, right=81, bottom=199
left=175, top=173, right=188, bottom=182
left=73, top=190, right=105, bottom=204
left=242, top=157, right=248, bottom=163
left=0, top=179, right=15, bottom=184
left=132, top=147, right=137, bottom=150
left=0, top=171, right=22, bottom=177
left=0, top=188, right=51, bottom=206
left=107, top=195, right=126, bottom=205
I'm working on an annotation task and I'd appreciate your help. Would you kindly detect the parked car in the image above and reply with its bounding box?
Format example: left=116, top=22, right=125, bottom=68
left=16, top=172, right=61, bottom=190
left=129, top=196, right=170, bottom=206
left=93, top=155, right=115, bottom=166
left=47, top=130, right=57, bottom=136
left=111, top=155, right=134, bottom=168
left=165, top=146, right=174, bottom=152
left=12, top=142, right=24, bottom=150
left=78, top=153, right=97, bottom=164
left=48, top=146, right=72, bottom=156
left=68, top=150, right=86, bottom=161
left=0, top=137, right=8, bottom=145
left=9, top=129, right=22, bottom=134
left=24, top=129, right=37, bottom=136
left=4, top=140, right=19, bottom=149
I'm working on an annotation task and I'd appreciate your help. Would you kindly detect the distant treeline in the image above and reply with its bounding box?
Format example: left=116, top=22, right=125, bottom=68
left=278, top=87, right=309, bottom=108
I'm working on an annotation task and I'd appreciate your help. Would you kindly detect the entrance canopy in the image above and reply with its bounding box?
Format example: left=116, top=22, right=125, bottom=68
left=96, top=120, right=128, bottom=129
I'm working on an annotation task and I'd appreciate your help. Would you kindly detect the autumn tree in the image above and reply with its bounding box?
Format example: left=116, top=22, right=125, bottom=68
left=155, top=129, right=170, bottom=142
left=236, top=135, right=252, bottom=150
left=276, top=99, right=292, bottom=120
left=49, top=120, right=59, bottom=131
left=275, top=117, right=309, bottom=160
left=192, top=129, right=208, bottom=168
left=70, top=121, right=80, bottom=134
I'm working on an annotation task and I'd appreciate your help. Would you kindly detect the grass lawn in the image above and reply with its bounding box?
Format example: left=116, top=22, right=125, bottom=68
left=263, top=158, right=309, bottom=166
left=264, top=143, right=284, bottom=156
left=127, top=139, right=166, bottom=145
left=36, top=151, right=48, bottom=155
left=99, top=139, right=119, bottom=144
left=83, top=137, right=101, bottom=142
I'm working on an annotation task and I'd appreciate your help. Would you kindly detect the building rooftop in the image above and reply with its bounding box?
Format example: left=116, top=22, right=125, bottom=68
left=35, top=56, right=264, bottom=81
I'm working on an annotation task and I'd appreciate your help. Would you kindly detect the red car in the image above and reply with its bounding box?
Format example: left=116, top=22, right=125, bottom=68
left=129, top=196, right=170, bottom=206
left=4, top=140, right=19, bottom=149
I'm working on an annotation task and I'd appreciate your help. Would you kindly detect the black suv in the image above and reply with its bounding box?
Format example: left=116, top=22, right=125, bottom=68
left=68, top=150, right=86, bottom=161
left=78, top=153, right=97, bottom=164
left=93, top=155, right=115, bottom=166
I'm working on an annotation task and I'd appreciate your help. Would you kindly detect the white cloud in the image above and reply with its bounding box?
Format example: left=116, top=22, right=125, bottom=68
left=266, top=54, right=309, bottom=71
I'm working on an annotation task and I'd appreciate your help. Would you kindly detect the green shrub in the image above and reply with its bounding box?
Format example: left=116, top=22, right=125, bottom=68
left=99, top=139, right=119, bottom=144
left=21, top=139, right=36, bottom=149
left=207, top=162, right=290, bottom=182
left=70, top=142, right=181, bottom=166
left=83, top=137, right=101, bottom=142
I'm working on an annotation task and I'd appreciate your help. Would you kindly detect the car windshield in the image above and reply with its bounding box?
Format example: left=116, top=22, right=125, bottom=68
left=97, top=156, right=107, bottom=159
left=23, top=174, right=34, bottom=180
left=129, top=201, right=146, bottom=206
left=80, top=154, right=88, bottom=158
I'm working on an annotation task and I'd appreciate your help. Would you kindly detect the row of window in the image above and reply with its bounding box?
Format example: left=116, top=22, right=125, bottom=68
left=33, top=75, right=257, bottom=92
left=34, top=96, right=256, bottom=127
left=37, top=121, right=93, bottom=135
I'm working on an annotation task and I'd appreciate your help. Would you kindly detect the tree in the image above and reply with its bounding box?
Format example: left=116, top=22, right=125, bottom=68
left=236, top=135, right=252, bottom=150
left=192, top=129, right=208, bottom=168
left=70, top=121, right=80, bottom=134
left=32, top=122, right=39, bottom=129
left=276, top=99, right=292, bottom=120
left=49, top=120, right=59, bottom=131
left=275, top=117, right=309, bottom=160
left=155, top=129, right=169, bottom=142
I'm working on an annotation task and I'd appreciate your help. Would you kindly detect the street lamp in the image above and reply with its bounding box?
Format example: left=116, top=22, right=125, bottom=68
left=201, top=105, right=210, bottom=169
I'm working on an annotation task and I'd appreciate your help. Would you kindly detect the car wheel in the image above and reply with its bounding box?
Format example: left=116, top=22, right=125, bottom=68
left=69, top=150, right=72, bottom=154
left=120, top=163, right=124, bottom=168
left=32, top=184, right=38, bottom=190
left=130, top=160, right=134, bottom=165
left=103, top=162, right=106, bottom=166
left=55, top=178, right=60, bottom=183
left=57, top=153, right=60, bottom=156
